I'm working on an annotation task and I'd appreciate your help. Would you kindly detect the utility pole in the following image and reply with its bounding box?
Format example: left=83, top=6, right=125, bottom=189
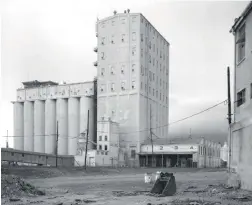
left=84, top=110, right=89, bottom=170
left=227, top=67, right=232, bottom=173
left=6, top=130, right=9, bottom=148
left=56, top=121, right=59, bottom=168
left=150, top=106, right=154, bottom=167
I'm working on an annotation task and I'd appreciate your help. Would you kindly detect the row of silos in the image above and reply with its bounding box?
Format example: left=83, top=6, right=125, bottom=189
left=13, top=97, right=94, bottom=155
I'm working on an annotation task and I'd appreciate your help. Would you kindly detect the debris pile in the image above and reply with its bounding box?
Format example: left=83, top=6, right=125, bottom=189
left=1, top=174, right=45, bottom=198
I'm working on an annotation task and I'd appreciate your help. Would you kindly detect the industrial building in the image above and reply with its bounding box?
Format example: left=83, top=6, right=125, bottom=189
left=13, top=80, right=96, bottom=156
left=94, top=11, right=170, bottom=166
left=139, top=137, right=221, bottom=168
left=12, top=11, right=170, bottom=167
left=229, top=1, right=252, bottom=190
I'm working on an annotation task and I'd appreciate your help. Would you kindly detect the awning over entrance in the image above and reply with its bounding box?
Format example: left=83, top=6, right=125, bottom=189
left=138, top=152, right=197, bottom=155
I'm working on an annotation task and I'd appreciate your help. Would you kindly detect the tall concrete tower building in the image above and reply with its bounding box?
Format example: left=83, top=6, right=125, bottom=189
left=95, top=11, right=170, bottom=166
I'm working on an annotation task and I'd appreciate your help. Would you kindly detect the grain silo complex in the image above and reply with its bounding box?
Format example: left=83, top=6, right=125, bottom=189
left=13, top=80, right=97, bottom=156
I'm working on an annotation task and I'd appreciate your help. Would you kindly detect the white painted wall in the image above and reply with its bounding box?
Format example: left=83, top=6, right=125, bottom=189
left=68, top=97, right=80, bottom=155
left=96, top=13, right=170, bottom=166
left=45, top=99, right=56, bottom=154
left=220, top=142, right=228, bottom=162
left=14, top=82, right=95, bottom=156
left=23, top=101, right=34, bottom=151
left=34, top=100, right=45, bottom=153
left=231, top=7, right=252, bottom=191
left=13, top=102, right=24, bottom=150
left=56, top=99, right=68, bottom=155
left=140, top=144, right=198, bottom=154
left=16, top=82, right=94, bottom=102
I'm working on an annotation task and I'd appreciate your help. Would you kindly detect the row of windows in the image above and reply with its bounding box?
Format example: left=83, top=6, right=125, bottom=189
left=141, top=46, right=167, bottom=62
left=140, top=83, right=168, bottom=103
left=100, top=64, right=136, bottom=76
left=100, top=16, right=168, bottom=47
left=141, top=18, right=168, bottom=48
left=100, top=16, right=137, bottom=28
left=100, top=33, right=136, bottom=45
left=99, top=81, right=136, bottom=92
left=141, top=68, right=168, bottom=87
left=236, top=24, right=246, bottom=63
left=199, top=146, right=220, bottom=157
left=99, top=57, right=168, bottom=77
left=98, top=144, right=108, bottom=151
left=99, top=135, right=108, bottom=141
left=99, top=66, right=168, bottom=89
left=237, top=83, right=252, bottom=107
left=99, top=47, right=167, bottom=65
left=100, top=33, right=168, bottom=51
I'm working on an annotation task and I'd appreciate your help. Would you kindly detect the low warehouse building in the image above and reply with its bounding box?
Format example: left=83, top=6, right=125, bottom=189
left=139, top=137, right=221, bottom=168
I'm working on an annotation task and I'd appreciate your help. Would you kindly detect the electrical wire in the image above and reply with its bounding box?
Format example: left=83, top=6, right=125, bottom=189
left=3, top=99, right=227, bottom=140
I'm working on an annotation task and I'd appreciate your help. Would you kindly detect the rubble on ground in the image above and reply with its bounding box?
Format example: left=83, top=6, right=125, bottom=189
left=179, top=183, right=252, bottom=203
left=1, top=174, right=45, bottom=198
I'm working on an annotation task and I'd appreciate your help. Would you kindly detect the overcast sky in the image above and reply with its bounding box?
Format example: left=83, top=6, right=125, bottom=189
left=0, top=0, right=249, bottom=147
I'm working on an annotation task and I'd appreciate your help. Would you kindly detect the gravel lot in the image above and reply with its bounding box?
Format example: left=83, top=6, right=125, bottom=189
left=1, top=167, right=252, bottom=205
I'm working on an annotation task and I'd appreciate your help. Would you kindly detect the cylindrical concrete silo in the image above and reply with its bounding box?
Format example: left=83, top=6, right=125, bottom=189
left=34, top=100, right=45, bottom=153
left=13, top=102, right=24, bottom=150
left=45, top=99, right=56, bottom=154
left=24, top=101, right=34, bottom=151
left=68, top=98, right=80, bottom=155
left=80, top=96, right=94, bottom=149
left=56, top=98, right=68, bottom=155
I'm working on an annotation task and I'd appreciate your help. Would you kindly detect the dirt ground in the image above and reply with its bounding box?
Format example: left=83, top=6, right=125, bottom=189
left=1, top=167, right=252, bottom=205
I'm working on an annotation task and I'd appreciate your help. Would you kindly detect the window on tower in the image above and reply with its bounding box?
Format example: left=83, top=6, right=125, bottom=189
left=132, top=64, right=136, bottom=72
left=141, top=65, right=144, bottom=75
left=132, top=80, right=136, bottom=89
left=101, top=52, right=105, bottom=60
left=121, top=65, right=125, bottom=74
left=121, top=34, right=126, bottom=42
left=132, top=32, right=136, bottom=41
left=101, top=68, right=105, bottom=76
left=100, top=84, right=105, bottom=92
left=101, top=37, right=105, bottom=45
left=121, top=81, right=126, bottom=90
left=132, top=47, right=136, bottom=56
left=111, top=83, right=115, bottom=91
left=111, top=20, right=115, bottom=26
left=111, top=35, right=115, bottom=44
left=110, top=65, right=115, bottom=74
left=121, top=18, right=126, bottom=24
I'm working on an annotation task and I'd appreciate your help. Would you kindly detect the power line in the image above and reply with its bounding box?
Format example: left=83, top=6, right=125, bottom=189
left=2, top=99, right=228, bottom=139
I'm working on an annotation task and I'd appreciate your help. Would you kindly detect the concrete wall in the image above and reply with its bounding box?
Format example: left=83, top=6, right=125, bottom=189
left=230, top=7, right=252, bottom=191
left=1, top=148, right=74, bottom=167
left=74, top=149, right=125, bottom=167
left=13, top=102, right=24, bottom=150
left=197, top=138, right=221, bottom=168
left=16, top=82, right=94, bottom=102
left=13, top=81, right=95, bottom=156
left=96, top=13, right=169, bottom=167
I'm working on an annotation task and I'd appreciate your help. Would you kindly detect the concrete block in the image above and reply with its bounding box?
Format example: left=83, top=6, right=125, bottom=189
left=227, top=172, right=241, bottom=189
